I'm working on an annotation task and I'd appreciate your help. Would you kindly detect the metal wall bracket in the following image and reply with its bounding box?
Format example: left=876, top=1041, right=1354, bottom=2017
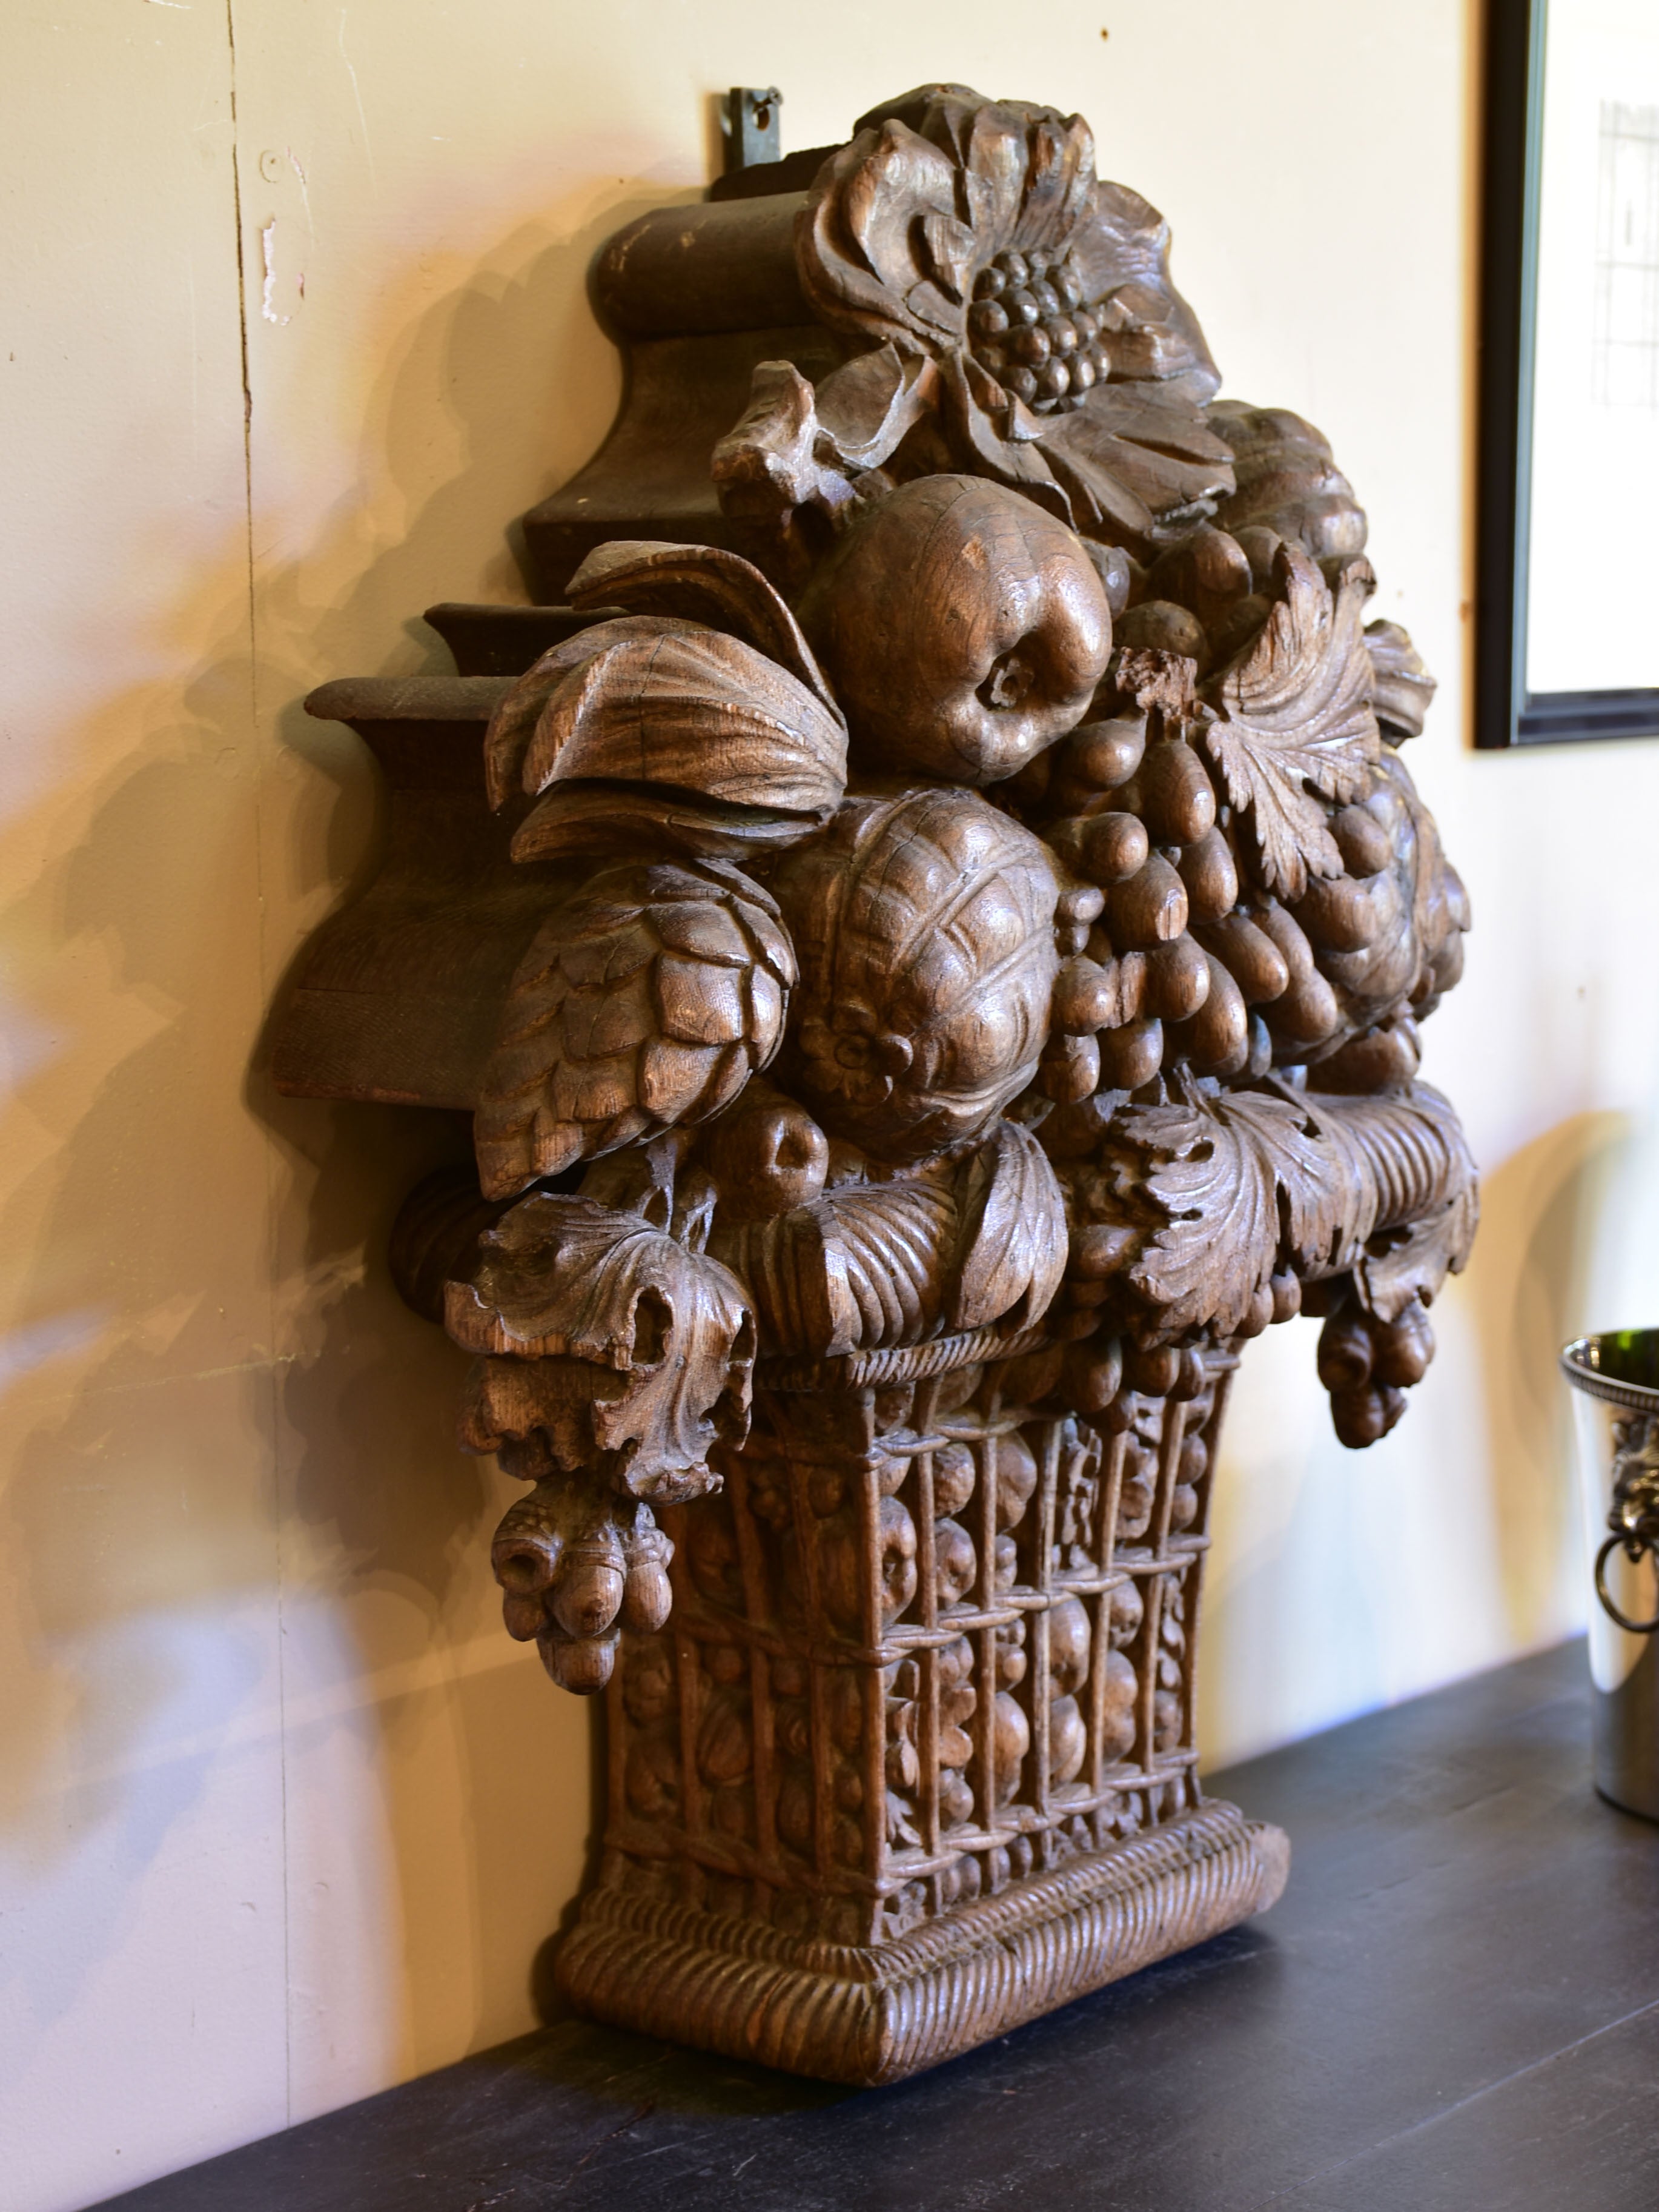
left=723, top=85, right=783, bottom=172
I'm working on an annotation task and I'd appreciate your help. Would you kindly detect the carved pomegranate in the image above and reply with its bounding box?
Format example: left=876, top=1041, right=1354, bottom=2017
left=772, top=786, right=1061, bottom=1160
left=796, top=474, right=1111, bottom=784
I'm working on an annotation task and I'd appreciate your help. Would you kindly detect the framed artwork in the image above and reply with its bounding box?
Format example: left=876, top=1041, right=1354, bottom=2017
left=1477, top=0, right=1659, bottom=746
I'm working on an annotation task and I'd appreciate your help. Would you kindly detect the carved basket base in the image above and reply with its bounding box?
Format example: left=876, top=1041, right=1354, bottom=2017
left=557, top=1800, right=1288, bottom=2085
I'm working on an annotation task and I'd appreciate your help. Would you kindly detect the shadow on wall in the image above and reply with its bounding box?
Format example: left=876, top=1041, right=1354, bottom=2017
left=1199, top=1108, right=1648, bottom=1772
left=1466, top=1107, right=1659, bottom=1635
left=0, top=184, right=660, bottom=2076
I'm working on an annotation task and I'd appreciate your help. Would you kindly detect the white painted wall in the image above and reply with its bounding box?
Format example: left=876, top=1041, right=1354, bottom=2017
left=5, top=2, right=1656, bottom=2205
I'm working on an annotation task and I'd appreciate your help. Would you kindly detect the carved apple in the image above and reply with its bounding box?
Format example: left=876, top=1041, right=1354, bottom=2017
left=796, top=474, right=1112, bottom=785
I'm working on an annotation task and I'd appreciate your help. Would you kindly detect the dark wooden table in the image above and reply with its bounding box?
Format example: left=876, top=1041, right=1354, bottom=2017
left=101, top=1640, right=1659, bottom=2211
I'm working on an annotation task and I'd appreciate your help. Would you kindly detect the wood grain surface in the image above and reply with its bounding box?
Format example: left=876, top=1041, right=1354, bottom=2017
left=265, top=81, right=1479, bottom=2082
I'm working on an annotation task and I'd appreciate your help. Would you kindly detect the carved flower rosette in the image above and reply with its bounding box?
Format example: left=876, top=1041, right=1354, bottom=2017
left=714, top=84, right=1237, bottom=558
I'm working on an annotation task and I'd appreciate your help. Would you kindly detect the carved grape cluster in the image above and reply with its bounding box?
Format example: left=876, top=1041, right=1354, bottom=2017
left=1314, top=1288, right=1435, bottom=1449
left=1022, top=534, right=1468, bottom=1124
left=966, top=247, right=1108, bottom=414
left=492, top=1476, right=673, bottom=1694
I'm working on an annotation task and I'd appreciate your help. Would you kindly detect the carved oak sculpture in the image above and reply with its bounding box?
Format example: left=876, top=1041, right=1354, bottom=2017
left=273, top=84, right=1475, bottom=2084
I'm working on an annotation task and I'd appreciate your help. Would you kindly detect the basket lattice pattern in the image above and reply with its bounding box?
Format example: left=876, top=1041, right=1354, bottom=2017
left=604, top=1340, right=1237, bottom=1949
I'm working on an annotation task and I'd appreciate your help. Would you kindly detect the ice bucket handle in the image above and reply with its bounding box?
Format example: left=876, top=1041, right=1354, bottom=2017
left=1595, top=1507, right=1659, bottom=1636
left=1561, top=1332, right=1659, bottom=1634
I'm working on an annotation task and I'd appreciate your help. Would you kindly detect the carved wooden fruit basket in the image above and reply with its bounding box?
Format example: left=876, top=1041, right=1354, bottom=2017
left=272, top=82, right=1476, bottom=2085
left=557, top=1337, right=1271, bottom=2082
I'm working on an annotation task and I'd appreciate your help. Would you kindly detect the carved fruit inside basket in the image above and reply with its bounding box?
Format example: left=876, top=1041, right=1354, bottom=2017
left=772, top=786, right=1061, bottom=1161
left=795, top=474, right=1111, bottom=786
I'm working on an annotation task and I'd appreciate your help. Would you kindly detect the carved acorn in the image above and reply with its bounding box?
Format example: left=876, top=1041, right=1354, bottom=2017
left=772, top=787, right=1062, bottom=1161
left=475, top=859, right=796, bottom=1197
left=795, top=474, right=1112, bottom=785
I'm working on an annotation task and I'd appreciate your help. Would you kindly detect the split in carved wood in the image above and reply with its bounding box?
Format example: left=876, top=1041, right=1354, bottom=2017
left=275, top=81, right=1475, bottom=2084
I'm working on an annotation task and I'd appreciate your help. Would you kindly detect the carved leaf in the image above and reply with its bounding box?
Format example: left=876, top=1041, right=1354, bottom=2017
left=1062, top=174, right=1219, bottom=399
left=448, top=1191, right=755, bottom=1502
left=936, top=352, right=1075, bottom=525
left=1099, top=1080, right=1476, bottom=1340
left=813, top=345, right=942, bottom=468
left=1199, top=544, right=1381, bottom=899
left=508, top=783, right=823, bottom=867
left=517, top=628, right=847, bottom=819
left=566, top=540, right=838, bottom=715
left=1116, top=1087, right=1328, bottom=1337
left=483, top=615, right=704, bottom=813
left=1039, top=382, right=1236, bottom=545
left=475, top=860, right=796, bottom=1200
left=949, top=1118, right=1067, bottom=1332
left=800, top=119, right=968, bottom=352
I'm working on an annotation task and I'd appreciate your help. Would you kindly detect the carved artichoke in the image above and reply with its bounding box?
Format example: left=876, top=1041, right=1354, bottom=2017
left=475, top=859, right=796, bottom=1199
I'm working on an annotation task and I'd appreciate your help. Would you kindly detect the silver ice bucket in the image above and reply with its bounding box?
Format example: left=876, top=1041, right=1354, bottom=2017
left=1561, top=1330, right=1659, bottom=1821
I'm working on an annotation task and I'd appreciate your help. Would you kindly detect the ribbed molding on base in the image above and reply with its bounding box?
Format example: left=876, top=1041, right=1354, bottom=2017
left=556, top=1800, right=1290, bottom=2085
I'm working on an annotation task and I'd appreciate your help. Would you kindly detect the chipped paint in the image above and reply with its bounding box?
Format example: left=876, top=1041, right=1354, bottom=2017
left=260, top=218, right=290, bottom=325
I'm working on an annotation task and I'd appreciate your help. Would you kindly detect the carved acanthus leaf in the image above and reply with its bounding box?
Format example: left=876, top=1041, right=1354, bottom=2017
left=949, top=1118, right=1067, bottom=1332
left=713, top=1117, right=1065, bottom=1357
left=1199, top=544, right=1381, bottom=899
left=1114, top=1087, right=1328, bottom=1337
left=1099, top=1080, right=1477, bottom=1340
left=448, top=1190, right=755, bottom=1502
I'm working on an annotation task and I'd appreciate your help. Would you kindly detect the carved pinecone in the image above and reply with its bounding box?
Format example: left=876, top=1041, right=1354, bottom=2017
left=475, top=859, right=796, bottom=1200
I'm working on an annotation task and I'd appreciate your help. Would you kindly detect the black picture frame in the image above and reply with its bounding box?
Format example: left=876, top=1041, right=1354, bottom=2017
left=1476, top=0, right=1659, bottom=747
